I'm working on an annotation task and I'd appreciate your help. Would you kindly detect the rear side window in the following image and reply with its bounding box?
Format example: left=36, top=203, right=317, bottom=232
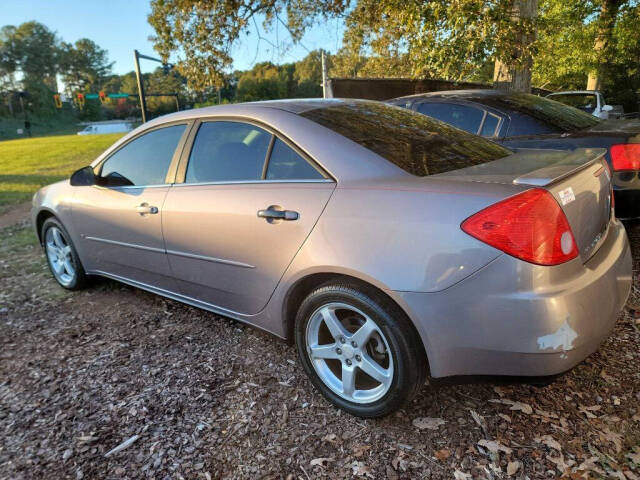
left=185, top=121, right=271, bottom=183
left=266, top=139, right=324, bottom=180
left=416, top=102, right=484, bottom=134
left=480, top=113, right=500, bottom=137
left=300, top=102, right=511, bottom=177
left=99, top=124, right=186, bottom=186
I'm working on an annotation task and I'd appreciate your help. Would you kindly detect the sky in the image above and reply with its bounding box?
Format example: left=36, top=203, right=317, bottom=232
left=2, top=0, right=346, bottom=75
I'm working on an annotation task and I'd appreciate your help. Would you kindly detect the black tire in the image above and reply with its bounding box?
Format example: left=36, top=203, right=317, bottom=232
left=294, top=281, right=428, bottom=418
left=41, top=217, right=88, bottom=291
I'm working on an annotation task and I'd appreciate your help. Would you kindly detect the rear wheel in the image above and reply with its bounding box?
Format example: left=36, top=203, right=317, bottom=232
left=295, top=282, right=427, bottom=417
left=42, top=217, right=88, bottom=290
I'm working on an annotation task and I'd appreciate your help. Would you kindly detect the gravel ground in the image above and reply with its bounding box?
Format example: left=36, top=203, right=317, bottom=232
left=1, top=212, right=639, bottom=480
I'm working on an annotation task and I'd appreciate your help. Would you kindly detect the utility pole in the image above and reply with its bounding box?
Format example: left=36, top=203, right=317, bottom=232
left=134, top=50, right=175, bottom=123
left=134, top=50, right=148, bottom=123
left=321, top=51, right=328, bottom=99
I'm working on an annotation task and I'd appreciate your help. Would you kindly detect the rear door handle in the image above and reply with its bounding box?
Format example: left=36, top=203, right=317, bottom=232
left=257, top=206, right=299, bottom=221
left=136, top=203, right=158, bottom=215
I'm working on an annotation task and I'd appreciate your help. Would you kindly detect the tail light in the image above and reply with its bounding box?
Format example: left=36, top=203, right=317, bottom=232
left=610, top=144, right=640, bottom=171
left=461, top=189, right=578, bottom=266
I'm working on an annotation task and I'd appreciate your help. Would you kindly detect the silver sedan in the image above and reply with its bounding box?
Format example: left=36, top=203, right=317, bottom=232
left=32, top=99, right=632, bottom=417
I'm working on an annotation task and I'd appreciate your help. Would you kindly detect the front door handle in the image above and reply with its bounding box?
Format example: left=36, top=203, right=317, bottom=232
left=257, top=206, right=299, bottom=222
left=136, top=203, right=158, bottom=215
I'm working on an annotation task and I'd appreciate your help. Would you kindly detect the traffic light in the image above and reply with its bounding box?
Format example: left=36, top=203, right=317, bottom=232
left=53, top=94, right=62, bottom=108
left=99, top=91, right=107, bottom=104
left=76, top=93, right=85, bottom=108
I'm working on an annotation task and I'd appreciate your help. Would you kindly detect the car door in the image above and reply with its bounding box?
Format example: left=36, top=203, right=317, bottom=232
left=72, top=122, right=191, bottom=290
left=161, top=120, right=336, bottom=315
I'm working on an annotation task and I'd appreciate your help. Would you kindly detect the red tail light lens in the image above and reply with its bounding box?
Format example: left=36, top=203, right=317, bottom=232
left=461, top=189, right=578, bottom=266
left=610, top=144, right=640, bottom=171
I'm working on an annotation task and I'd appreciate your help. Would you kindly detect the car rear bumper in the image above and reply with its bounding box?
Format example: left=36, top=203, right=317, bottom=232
left=394, top=218, right=632, bottom=378
left=613, top=171, right=640, bottom=219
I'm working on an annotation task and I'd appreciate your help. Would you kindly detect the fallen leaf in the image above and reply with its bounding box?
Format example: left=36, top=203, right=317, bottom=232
left=535, top=409, right=559, bottom=420
left=321, top=433, right=338, bottom=444
left=627, top=450, right=640, bottom=465
left=507, top=461, right=520, bottom=476
left=579, top=405, right=602, bottom=419
left=435, top=448, right=450, bottom=461
left=351, top=461, right=374, bottom=478
left=477, top=439, right=512, bottom=454
left=489, top=398, right=533, bottom=414
left=454, top=470, right=472, bottom=480
left=352, top=444, right=371, bottom=458
left=600, top=428, right=623, bottom=453
left=310, top=457, right=334, bottom=467
left=535, top=434, right=562, bottom=452
left=412, top=417, right=445, bottom=430
left=625, top=470, right=640, bottom=480
left=498, top=413, right=512, bottom=423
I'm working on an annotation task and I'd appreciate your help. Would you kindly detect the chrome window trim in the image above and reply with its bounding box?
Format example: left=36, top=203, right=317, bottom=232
left=91, top=183, right=172, bottom=190
left=170, top=178, right=334, bottom=187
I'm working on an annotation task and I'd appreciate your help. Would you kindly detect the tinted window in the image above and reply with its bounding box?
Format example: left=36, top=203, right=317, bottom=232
left=468, top=93, right=600, bottom=132
left=480, top=113, right=500, bottom=137
left=99, top=124, right=186, bottom=186
left=186, top=122, right=271, bottom=183
left=548, top=93, right=598, bottom=114
left=300, top=102, right=511, bottom=177
left=266, top=139, right=324, bottom=180
left=416, top=102, right=484, bottom=134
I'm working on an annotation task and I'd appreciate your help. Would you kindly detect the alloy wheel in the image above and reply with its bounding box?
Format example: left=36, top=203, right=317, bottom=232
left=45, top=226, right=76, bottom=287
left=305, top=302, right=394, bottom=404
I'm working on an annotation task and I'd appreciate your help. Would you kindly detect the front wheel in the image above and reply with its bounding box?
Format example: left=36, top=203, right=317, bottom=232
left=294, top=282, right=427, bottom=418
left=42, top=217, right=88, bottom=290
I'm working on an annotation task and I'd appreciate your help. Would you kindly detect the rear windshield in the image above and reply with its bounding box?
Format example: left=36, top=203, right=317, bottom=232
left=547, top=93, right=598, bottom=114
left=299, top=102, right=511, bottom=176
left=480, top=93, right=600, bottom=131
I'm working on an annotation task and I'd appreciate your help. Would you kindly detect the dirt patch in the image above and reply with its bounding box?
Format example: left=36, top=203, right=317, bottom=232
left=0, top=202, right=31, bottom=229
left=0, top=221, right=639, bottom=479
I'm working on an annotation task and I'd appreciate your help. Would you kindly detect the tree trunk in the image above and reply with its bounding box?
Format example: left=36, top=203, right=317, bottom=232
left=493, top=0, right=538, bottom=93
left=586, top=0, right=622, bottom=91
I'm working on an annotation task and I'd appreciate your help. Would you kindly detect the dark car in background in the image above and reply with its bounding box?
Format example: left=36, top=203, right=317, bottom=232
left=388, top=90, right=640, bottom=219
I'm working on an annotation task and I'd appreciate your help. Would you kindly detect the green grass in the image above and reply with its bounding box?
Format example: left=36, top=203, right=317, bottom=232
left=0, top=133, right=124, bottom=212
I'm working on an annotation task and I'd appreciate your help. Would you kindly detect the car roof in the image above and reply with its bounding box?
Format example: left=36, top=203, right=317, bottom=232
left=392, top=89, right=505, bottom=102
left=145, top=98, right=374, bottom=127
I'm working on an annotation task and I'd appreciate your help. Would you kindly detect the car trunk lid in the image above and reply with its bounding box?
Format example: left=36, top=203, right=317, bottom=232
left=437, top=148, right=613, bottom=262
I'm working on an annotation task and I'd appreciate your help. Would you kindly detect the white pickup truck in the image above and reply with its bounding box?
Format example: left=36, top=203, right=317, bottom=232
left=546, top=90, right=623, bottom=119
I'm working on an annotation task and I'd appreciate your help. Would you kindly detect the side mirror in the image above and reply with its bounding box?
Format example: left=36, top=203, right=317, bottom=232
left=70, top=166, right=97, bottom=186
left=602, top=104, right=614, bottom=112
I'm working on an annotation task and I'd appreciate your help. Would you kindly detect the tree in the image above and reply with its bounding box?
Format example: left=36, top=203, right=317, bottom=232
left=586, top=0, right=624, bottom=90
left=59, top=38, right=113, bottom=94
left=148, top=0, right=348, bottom=91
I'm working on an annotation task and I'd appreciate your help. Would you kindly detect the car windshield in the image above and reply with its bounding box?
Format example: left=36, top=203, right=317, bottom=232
left=548, top=93, right=598, bottom=114
left=299, top=102, right=511, bottom=177
left=482, top=93, right=600, bottom=131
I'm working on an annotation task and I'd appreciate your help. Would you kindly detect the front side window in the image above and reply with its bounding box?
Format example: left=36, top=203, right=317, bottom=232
left=300, top=102, right=511, bottom=177
left=416, top=102, right=485, bottom=134
left=185, top=121, right=271, bottom=183
left=99, top=124, right=186, bottom=186
left=266, top=139, right=324, bottom=180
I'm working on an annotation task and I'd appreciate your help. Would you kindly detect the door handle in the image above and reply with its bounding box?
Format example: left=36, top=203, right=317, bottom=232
left=257, top=206, right=299, bottom=222
left=136, top=203, right=158, bottom=215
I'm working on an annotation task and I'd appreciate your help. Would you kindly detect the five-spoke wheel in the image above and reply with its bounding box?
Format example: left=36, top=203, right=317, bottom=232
left=306, top=302, right=393, bottom=403
left=295, top=282, right=427, bottom=417
left=41, top=217, right=87, bottom=290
